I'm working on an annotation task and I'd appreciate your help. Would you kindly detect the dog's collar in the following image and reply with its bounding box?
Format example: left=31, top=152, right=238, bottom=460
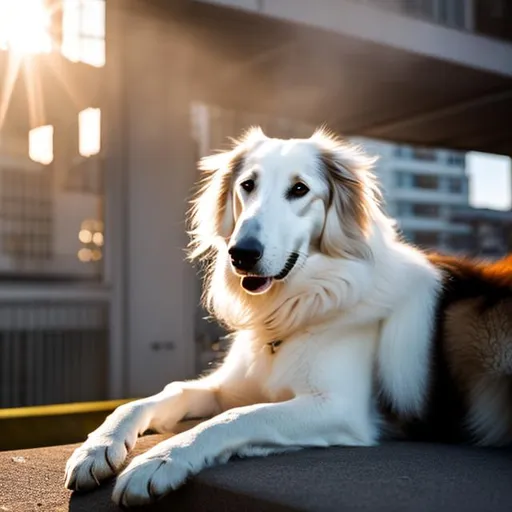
left=267, top=340, right=282, bottom=355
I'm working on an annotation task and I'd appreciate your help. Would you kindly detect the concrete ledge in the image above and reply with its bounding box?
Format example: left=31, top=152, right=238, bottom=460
left=2, top=430, right=512, bottom=511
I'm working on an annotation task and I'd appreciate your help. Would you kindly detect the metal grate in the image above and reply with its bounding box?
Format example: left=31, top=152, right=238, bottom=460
left=0, top=301, right=109, bottom=408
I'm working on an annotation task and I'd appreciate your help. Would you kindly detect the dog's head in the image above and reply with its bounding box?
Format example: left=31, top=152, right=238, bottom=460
left=189, top=127, right=381, bottom=297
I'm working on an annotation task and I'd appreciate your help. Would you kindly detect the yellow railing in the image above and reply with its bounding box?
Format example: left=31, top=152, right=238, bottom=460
left=0, top=398, right=135, bottom=451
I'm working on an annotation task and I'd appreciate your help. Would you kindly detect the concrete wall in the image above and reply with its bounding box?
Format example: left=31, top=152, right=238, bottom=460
left=106, top=2, right=198, bottom=397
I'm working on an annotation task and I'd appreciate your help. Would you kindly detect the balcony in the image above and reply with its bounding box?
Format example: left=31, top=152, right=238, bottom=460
left=392, top=188, right=469, bottom=205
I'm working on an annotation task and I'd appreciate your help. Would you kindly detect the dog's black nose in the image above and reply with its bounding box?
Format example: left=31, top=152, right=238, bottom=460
left=228, top=238, right=263, bottom=272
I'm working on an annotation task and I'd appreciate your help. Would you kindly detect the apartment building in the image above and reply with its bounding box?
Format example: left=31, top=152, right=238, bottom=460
left=0, top=0, right=107, bottom=408
left=353, top=138, right=471, bottom=252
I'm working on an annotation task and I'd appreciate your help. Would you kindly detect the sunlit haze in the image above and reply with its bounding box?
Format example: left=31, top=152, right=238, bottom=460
left=0, top=0, right=105, bottom=161
left=466, top=152, right=512, bottom=211
left=0, top=0, right=52, bottom=55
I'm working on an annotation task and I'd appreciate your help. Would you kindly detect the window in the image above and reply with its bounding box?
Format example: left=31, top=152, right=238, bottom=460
left=438, top=0, right=468, bottom=29
left=29, top=125, right=54, bottom=165
left=394, top=146, right=405, bottom=158
left=412, top=203, right=440, bottom=218
left=412, top=147, right=437, bottom=162
left=412, top=174, right=439, bottom=190
left=394, top=145, right=413, bottom=158
left=396, top=202, right=442, bottom=218
left=383, top=0, right=435, bottom=18
left=448, top=177, right=463, bottom=194
left=414, top=231, right=440, bottom=248
left=62, top=0, right=105, bottom=67
left=79, top=108, right=101, bottom=157
left=369, top=1, right=468, bottom=29
left=447, top=153, right=466, bottom=166
left=447, top=234, right=472, bottom=251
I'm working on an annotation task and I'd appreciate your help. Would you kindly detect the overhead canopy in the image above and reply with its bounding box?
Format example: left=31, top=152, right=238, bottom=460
left=188, top=0, right=512, bottom=156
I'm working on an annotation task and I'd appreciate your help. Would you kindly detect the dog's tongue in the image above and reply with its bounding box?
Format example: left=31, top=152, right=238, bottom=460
left=241, top=276, right=273, bottom=294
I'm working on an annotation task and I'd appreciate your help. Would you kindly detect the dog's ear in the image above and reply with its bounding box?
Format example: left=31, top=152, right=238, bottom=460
left=188, top=127, right=266, bottom=260
left=312, top=129, right=379, bottom=260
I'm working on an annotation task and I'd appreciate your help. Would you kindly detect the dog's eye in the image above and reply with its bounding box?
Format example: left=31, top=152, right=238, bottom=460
left=240, top=179, right=255, bottom=194
left=288, top=182, right=309, bottom=199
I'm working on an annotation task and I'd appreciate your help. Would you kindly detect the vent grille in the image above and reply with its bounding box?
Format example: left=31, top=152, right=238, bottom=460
left=0, top=301, right=109, bottom=408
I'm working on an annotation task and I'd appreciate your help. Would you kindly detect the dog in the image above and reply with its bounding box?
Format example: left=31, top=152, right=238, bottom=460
left=65, top=128, right=512, bottom=507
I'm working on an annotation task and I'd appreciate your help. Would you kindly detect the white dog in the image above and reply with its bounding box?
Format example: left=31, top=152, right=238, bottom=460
left=65, top=128, right=512, bottom=507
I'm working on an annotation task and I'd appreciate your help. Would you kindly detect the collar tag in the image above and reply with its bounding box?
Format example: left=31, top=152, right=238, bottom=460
left=267, top=340, right=282, bottom=355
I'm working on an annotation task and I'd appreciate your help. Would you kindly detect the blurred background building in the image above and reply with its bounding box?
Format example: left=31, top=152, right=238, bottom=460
left=352, top=138, right=471, bottom=253
left=0, top=0, right=511, bottom=408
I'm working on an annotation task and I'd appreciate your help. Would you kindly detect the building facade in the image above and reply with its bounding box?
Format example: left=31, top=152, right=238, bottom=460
left=353, top=138, right=471, bottom=252
left=450, top=207, right=512, bottom=259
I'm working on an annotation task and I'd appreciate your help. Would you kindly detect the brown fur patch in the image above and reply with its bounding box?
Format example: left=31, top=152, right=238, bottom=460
left=318, top=149, right=372, bottom=258
left=418, top=253, right=512, bottom=444
left=384, top=253, right=512, bottom=445
left=444, top=297, right=512, bottom=391
left=310, top=130, right=380, bottom=260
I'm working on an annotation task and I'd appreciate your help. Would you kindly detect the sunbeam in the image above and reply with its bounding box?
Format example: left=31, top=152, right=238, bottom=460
left=0, top=0, right=105, bottom=135
left=0, top=0, right=54, bottom=132
left=0, top=0, right=52, bottom=55
left=0, top=52, right=23, bottom=131
left=23, top=58, right=47, bottom=130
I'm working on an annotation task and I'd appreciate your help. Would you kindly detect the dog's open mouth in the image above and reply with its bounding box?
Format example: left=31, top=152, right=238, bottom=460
left=241, top=276, right=273, bottom=294
left=241, top=252, right=300, bottom=295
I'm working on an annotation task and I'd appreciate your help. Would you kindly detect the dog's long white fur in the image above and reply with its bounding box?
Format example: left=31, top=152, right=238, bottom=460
left=65, top=129, right=442, bottom=507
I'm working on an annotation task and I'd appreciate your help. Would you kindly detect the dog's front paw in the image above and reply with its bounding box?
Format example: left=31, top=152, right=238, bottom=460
left=65, top=432, right=136, bottom=492
left=112, top=449, right=192, bottom=507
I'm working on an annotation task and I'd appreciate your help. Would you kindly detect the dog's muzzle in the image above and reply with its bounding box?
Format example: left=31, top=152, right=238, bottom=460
left=236, top=251, right=300, bottom=295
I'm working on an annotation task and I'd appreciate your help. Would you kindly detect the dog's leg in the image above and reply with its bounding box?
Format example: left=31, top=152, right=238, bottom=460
left=64, top=380, right=219, bottom=491
left=378, top=265, right=439, bottom=417
left=112, top=335, right=378, bottom=507
left=112, top=392, right=376, bottom=507
left=65, top=340, right=252, bottom=491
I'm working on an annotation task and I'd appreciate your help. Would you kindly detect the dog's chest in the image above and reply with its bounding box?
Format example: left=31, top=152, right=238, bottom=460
left=245, top=337, right=316, bottom=402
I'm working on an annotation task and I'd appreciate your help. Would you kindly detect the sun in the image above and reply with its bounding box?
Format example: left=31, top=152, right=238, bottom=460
left=0, top=0, right=52, bottom=56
